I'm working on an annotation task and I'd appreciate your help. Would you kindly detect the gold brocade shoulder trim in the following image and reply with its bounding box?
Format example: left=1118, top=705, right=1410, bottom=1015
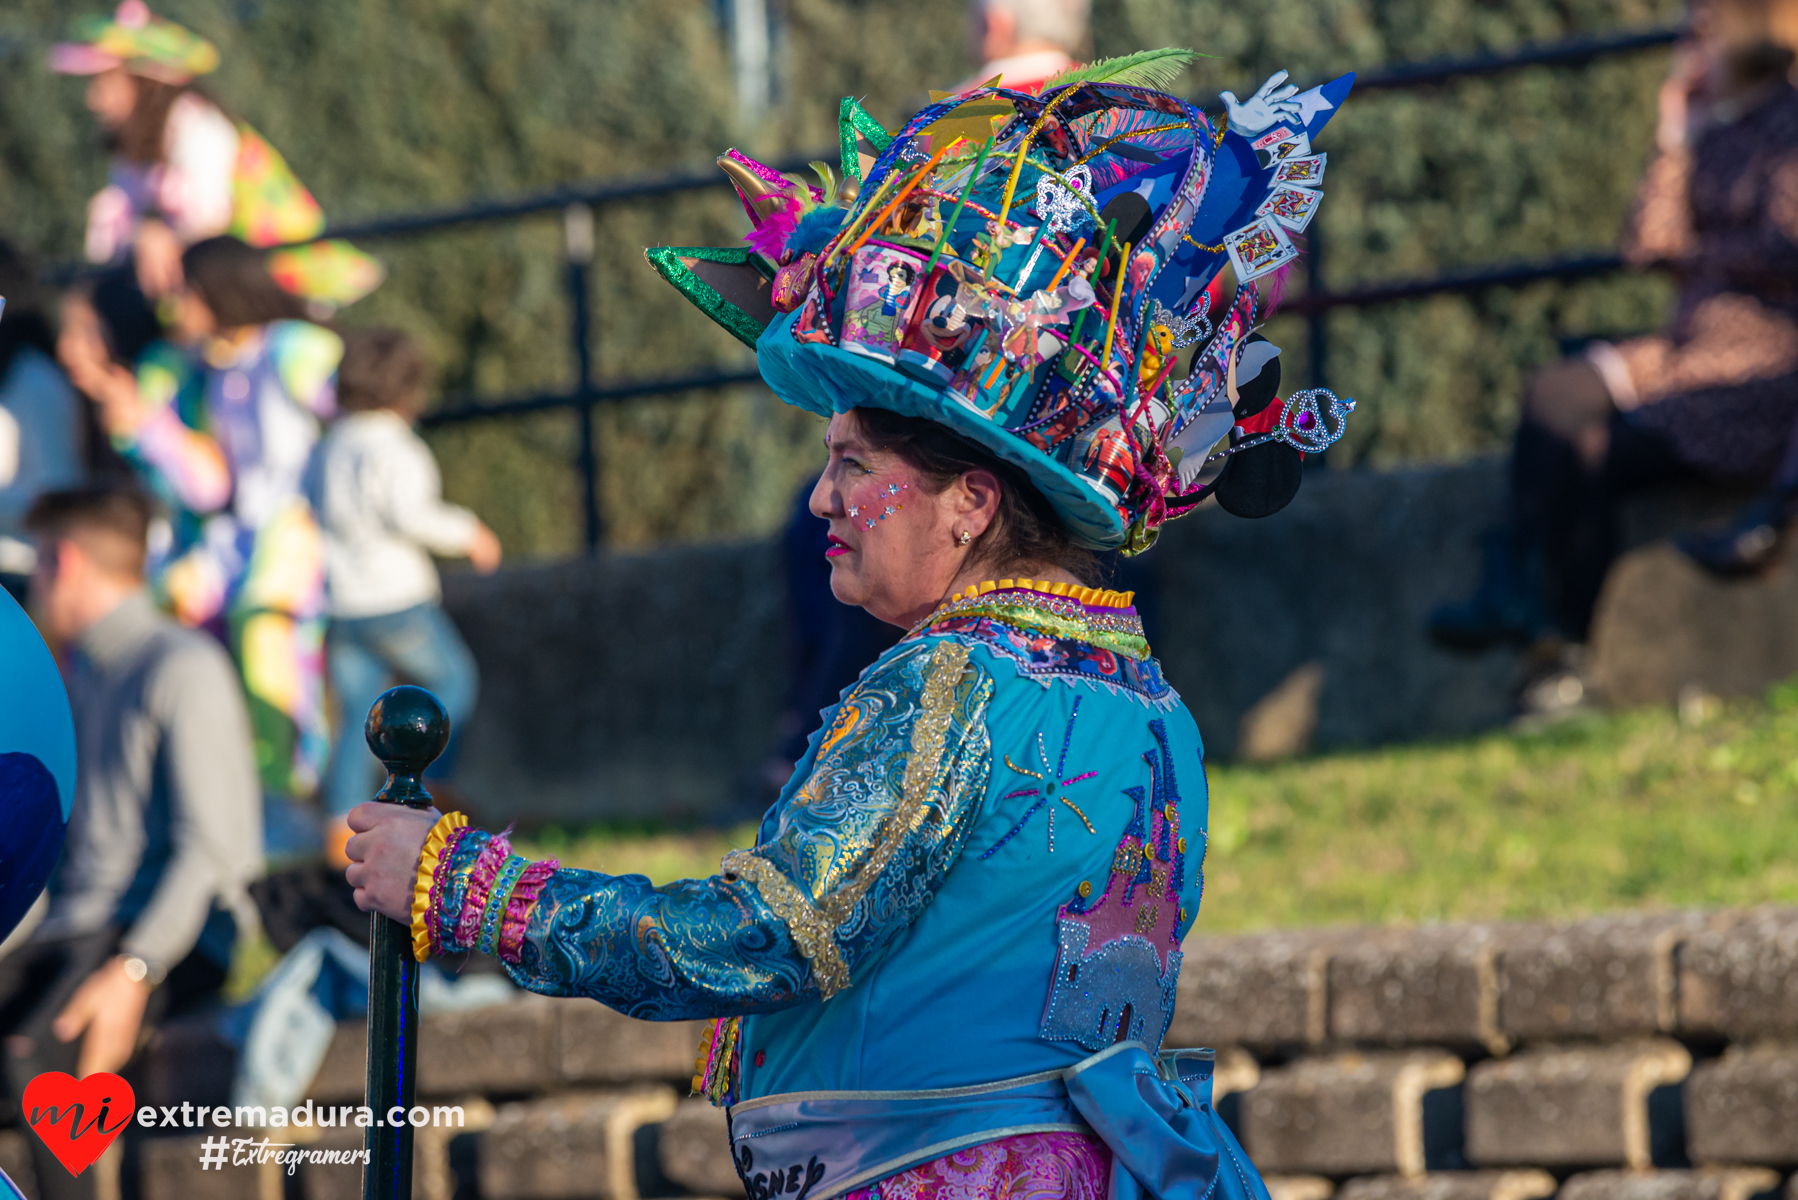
left=721, top=849, right=852, bottom=997
left=820, top=640, right=970, bottom=926
left=919, top=581, right=1150, bottom=660
left=719, top=639, right=975, bottom=1001
left=412, top=811, right=470, bottom=962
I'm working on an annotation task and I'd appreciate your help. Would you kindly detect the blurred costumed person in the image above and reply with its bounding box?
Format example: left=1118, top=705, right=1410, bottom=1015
left=57, top=266, right=202, bottom=569
left=347, top=51, right=1357, bottom=1196
left=50, top=0, right=381, bottom=308
left=1431, top=0, right=1798, bottom=684
left=66, top=237, right=339, bottom=855
left=959, top=0, right=1089, bottom=93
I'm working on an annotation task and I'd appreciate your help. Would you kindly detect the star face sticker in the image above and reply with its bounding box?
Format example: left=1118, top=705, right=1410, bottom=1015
left=981, top=697, right=1099, bottom=859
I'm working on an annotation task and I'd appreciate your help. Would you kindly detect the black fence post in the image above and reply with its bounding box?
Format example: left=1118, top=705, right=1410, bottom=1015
left=361, top=685, right=449, bottom=1200
left=1307, top=220, right=1328, bottom=393
left=566, top=204, right=601, bottom=554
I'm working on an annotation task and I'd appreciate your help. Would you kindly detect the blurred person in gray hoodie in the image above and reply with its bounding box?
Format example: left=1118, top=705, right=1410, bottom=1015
left=4, top=485, right=260, bottom=1200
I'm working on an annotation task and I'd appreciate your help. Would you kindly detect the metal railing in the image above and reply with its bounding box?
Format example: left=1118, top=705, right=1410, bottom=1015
left=285, top=23, right=1680, bottom=552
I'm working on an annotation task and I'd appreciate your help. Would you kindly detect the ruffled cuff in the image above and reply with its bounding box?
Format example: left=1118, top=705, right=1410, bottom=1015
left=433, top=826, right=559, bottom=966
left=411, top=812, right=470, bottom=962
left=497, top=859, right=559, bottom=964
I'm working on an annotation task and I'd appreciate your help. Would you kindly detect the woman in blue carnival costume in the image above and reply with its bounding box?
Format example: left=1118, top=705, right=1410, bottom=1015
left=347, top=49, right=1357, bottom=1200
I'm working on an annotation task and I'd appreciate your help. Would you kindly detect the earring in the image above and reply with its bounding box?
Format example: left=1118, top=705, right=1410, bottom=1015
left=958, top=530, right=972, bottom=546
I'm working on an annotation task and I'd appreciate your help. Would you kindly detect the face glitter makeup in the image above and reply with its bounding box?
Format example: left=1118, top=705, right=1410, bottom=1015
left=855, top=481, right=909, bottom=530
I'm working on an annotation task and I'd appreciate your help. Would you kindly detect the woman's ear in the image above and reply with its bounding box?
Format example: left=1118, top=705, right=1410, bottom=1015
left=955, top=467, right=1004, bottom=537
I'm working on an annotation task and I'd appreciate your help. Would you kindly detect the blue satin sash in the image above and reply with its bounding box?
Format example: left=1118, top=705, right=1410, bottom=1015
left=726, top=1043, right=1271, bottom=1200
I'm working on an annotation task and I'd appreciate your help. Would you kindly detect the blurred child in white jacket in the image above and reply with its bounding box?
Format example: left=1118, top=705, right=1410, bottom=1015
left=305, top=327, right=500, bottom=863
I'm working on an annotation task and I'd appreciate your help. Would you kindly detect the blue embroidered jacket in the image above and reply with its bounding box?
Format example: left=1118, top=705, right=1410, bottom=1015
left=441, top=584, right=1207, bottom=1102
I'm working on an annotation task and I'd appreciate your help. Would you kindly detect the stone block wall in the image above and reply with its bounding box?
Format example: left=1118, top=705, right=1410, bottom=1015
left=44, top=905, right=1792, bottom=1200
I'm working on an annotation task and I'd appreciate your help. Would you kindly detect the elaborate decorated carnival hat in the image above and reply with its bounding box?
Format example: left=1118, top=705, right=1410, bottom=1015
left=51, top=1, right=219, bottom=85
left=649, top=51, right=1357, bottom=552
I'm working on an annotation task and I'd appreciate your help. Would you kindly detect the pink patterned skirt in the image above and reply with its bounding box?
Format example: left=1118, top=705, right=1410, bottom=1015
left=842, top=1132, right=1111, bottom=1200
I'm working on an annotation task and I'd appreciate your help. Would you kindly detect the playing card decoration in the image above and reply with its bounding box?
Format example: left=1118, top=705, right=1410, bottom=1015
left=1255, top=184, right=1322, bottom=232
left=1272, top=153, right=1327, bottom=189
left=1225, top=219, right=1298, bottom=283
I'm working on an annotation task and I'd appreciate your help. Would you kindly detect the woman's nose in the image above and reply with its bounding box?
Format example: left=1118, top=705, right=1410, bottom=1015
left=808, top=472, right=837, bottom=519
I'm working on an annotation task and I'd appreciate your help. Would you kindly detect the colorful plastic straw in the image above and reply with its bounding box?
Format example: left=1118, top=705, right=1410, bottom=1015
left=921, top=135, right=994, bottom=277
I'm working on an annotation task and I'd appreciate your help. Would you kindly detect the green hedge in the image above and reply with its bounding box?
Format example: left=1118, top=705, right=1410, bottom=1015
left=0, top=0, right=1683, bottom=551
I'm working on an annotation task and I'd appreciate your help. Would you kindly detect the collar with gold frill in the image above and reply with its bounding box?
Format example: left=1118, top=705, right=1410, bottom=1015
left=911, top=579, right=1149, bottom=660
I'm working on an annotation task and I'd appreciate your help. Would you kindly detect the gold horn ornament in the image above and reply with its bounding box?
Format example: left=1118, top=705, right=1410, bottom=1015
left=717, top=155, right=792, bottom=223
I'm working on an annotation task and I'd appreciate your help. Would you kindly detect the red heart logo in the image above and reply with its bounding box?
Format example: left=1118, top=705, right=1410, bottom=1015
left=22, top=1072, right=135, bottom=1178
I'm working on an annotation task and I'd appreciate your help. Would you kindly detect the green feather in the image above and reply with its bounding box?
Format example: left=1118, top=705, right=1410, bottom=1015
left=1045, top=47, right=1201, bottom=93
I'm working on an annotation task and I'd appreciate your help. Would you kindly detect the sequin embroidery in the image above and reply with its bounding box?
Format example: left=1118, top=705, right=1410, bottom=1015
left=928, top=614, right=1174, bottom=708
left=1039, top=719, right=1190, bottom=1052
left=982, top=697, right=1098, bottom=858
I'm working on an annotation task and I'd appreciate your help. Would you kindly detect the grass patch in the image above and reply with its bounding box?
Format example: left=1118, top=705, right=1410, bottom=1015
left=514, top=690, right=1798, bottom=935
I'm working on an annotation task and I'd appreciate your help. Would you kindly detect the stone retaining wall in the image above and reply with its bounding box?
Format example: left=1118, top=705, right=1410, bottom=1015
left=23, top=905, right=1788, bottom=1200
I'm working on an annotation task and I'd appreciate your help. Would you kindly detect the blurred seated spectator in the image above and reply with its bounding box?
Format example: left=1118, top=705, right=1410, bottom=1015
left=4, top=486, right=259, bottom=1200
left=956, top=0, right=1089, bottom=93
left=304, top=327, right=499, bottom=865
left=1431, top=0, right=1798, bottom=676
left=0, top=244, right=85, bottom=602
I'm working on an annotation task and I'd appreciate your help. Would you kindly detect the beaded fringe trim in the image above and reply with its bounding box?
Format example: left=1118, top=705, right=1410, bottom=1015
left=692, top=1016, right=741, bottom=1106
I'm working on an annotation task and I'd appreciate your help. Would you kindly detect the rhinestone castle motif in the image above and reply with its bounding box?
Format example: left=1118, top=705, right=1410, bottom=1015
left=1039, top=718, right=1192, bottom=1052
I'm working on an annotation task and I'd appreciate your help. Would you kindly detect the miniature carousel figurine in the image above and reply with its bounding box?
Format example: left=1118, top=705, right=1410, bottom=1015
left=347, top=50, right=1357, bottom=1199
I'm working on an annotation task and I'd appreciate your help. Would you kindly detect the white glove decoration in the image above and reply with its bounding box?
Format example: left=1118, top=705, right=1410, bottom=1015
left=1219, top=70, right=1303, bottom=136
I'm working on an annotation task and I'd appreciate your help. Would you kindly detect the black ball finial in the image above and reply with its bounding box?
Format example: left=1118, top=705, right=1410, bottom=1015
left=365, top=685, right=450, bottom=808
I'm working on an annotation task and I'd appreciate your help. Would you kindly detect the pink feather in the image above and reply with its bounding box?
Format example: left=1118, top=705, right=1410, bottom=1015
left=744, top=194, right=801, bottom=260
left=1259, top=259, right=1295, bottom=316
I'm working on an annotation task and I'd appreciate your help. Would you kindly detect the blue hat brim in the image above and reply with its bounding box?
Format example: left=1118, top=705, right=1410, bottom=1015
left=757, top=308, right=1128, bottom=550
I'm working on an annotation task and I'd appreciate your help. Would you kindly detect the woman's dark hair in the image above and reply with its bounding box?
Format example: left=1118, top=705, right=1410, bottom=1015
left=111, top=80, right=233, bottom=166
left=851, top=406, right=1098, bottom=584
left=85, top=265, right=164, bottom=367
left=112, top=77, right=188, bottom=165
left=181, top=236, right=308, bottom=330
left=337, top=326, right=431, bottom=416
left=64, top=266, right=161, bottom=481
